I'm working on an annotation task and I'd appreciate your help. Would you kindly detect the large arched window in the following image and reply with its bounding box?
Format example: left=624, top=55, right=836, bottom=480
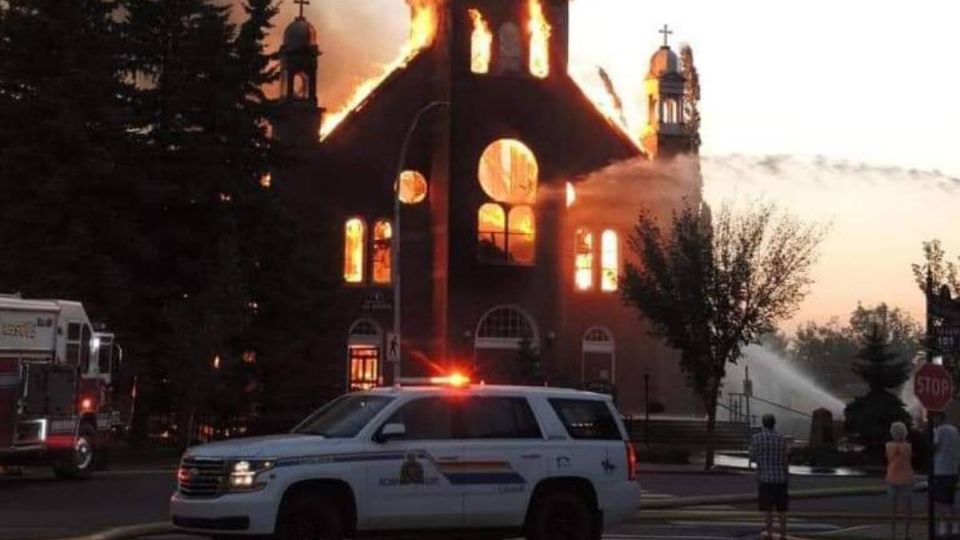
left=574, top=228, right=594, bottom=291
left=344, top=218, right=365, bottom=284
left=477, top=139, right=538, bottom=265
left=601, top=229, right=619, bottom=292
left=372, top=219, right=392, bottom=285
left=468, top=9, right=492, bottom=74
left=476, top=305, right=538, bottom=346
left=497, top=22, right=522, bottom=74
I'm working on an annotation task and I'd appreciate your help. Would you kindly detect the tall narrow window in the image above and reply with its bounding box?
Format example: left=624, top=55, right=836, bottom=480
left=372, top=219, right=392, bottom=285
left=527, top=0, right=551, bottom=78
left=498, top=22, right=522, bottom=74
left=575, top=228, right=594, bottom=291
left=478, top=203, right=507, bottom=262
left=344, top=218, right=365, bottom=284
left=293, top=72, right=309, bottom=99
left=601, top=229, right=619, bottom=292
left=468, top=9, right=492, bottom=74
left=508, top=206, right=535, bottom=264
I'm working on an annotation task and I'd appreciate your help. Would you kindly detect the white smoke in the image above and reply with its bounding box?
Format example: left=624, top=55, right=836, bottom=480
left=702, top=154, right=960, bottom=331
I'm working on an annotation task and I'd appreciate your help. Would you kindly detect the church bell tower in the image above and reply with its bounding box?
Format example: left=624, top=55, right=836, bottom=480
left=275, top=0, right=323, bottom=143
left=641, top=25, right=695, bottom=159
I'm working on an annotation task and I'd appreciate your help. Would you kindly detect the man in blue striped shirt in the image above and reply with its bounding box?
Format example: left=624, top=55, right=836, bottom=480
left=750, top=414, right=789, bottom=539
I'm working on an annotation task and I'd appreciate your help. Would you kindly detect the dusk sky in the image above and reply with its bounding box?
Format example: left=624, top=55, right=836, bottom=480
left=279, top=0, right=960, bottom=331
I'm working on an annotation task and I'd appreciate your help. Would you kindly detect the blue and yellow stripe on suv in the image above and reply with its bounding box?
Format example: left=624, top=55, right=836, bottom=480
left=436, top=460, right=526, bottom=485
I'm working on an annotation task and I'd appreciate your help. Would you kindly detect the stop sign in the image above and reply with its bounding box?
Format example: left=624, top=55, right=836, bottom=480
left=915, top=363, right=955, bottom=411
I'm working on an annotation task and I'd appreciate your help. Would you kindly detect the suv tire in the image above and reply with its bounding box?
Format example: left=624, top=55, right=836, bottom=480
left=526, top=490, right=594, bottom=540
left=275, top=494, right=344, bottom=540
left=52, top=424, right=96, bottom=479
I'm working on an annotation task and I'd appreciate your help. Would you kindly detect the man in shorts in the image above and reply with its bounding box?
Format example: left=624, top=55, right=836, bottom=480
left=932, top=412, right=960, bottom=538
left=750, top=414, right=789, bottom=539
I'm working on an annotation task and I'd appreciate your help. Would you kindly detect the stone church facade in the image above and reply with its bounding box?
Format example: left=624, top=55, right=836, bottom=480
left=269, top=0, right=703, bottom=415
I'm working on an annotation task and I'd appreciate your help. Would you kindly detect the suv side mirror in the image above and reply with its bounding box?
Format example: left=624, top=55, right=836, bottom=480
left=375, top=423, right=406, bottom=443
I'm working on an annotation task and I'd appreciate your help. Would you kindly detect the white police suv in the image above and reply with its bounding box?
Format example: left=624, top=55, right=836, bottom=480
left=170, top=379, right=640, bottom=539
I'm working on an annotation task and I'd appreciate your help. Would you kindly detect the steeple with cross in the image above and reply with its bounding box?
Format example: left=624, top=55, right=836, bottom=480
left=294, top=0, right=309, bottom=19
left=658, top=24, right=673, bottom=47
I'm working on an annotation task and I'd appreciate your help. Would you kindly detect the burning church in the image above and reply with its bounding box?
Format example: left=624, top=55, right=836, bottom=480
left=269, top=0, right=703, bottom=414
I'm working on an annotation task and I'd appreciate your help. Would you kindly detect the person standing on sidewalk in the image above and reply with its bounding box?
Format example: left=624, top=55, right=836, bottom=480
left=932, top=412, right=960, bottom=538
left=886, top=421, right=914, bottom=539
left=750, top=414, right=789, bottom=540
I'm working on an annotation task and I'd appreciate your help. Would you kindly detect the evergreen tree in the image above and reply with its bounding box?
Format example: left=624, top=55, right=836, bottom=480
left=0, top=0, right=134, bottom=315
left=120, top=0, right=290, bottom=444
left=843, top=324, right=912, bottom=453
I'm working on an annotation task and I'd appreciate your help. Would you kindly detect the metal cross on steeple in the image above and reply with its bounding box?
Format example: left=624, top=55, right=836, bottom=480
left=294, top=0, right=309, bottom=18
left=659, top=24, right=673, bottom=47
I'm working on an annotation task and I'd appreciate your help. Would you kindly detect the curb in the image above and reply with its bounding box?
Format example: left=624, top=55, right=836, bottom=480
left=633, top=509, right=933, bottom=521
left=57, top=523, right=179, bottom=540
left=641, top=482, right=923, bottom=509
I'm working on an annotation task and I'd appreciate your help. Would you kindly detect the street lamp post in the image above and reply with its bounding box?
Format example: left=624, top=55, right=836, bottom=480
left=391, top=100, right=450, bottom=383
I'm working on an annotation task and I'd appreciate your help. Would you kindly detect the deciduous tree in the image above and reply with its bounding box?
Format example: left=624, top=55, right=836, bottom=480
left=622, top=201, right=825, bottom=469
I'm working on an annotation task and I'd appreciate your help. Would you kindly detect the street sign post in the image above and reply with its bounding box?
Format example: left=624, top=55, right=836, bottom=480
left=915, top=361, right=955, bottom=540
left=915, top=363, right=954, bottom=411
left=925, top=274, right=960, bottom=540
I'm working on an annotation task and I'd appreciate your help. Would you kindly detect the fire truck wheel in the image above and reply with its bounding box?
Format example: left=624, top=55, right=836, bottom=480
left=53, top=424, right=96, bottom=479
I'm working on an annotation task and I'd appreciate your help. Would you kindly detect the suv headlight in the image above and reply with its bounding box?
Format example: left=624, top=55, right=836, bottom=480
left=226, top=459, right=276, bottom=492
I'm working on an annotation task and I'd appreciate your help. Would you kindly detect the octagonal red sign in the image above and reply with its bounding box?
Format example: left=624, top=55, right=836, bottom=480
left=915, top=363, right=954, bottom=411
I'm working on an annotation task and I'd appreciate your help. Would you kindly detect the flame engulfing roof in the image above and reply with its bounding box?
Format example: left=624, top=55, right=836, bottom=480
left=319, top=0, right=440, bottom=140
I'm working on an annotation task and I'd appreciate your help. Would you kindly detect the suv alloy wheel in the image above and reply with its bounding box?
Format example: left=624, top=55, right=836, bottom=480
left=527, top=490, right=594, bottom=540
left=276, top=494, right=344, bottom=540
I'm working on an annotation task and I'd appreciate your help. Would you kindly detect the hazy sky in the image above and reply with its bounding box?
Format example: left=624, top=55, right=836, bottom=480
left=278, top=0, right=960, bottom=330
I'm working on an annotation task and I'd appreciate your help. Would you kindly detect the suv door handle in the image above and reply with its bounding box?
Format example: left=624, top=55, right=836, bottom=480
left=436, top=455, right=461, bottom=461
left=521, top=453, right=542, bottom=459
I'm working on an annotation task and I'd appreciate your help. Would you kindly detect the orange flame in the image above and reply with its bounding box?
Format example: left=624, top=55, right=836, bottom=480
left=528, top=0, right=551, bottom=79
left=320, top=0, right=439, bottom=140
left=468, top=9, right=492, bottom=74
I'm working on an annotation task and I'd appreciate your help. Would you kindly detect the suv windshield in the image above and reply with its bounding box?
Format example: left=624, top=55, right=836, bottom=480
left=293, top=394, right=393, bottom=438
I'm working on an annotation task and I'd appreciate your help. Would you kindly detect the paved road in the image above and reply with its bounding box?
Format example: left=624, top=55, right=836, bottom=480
left=0, top=467, right=177, bottom=539
left=0, top=467, right=911, bottom=540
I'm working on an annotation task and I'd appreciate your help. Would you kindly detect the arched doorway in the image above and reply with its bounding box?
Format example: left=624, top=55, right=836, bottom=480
left=581, top=326, right=615, bottom=384
left=474, top=305, right=539, bottom=383
left=347, top=319, right=382, bottom=391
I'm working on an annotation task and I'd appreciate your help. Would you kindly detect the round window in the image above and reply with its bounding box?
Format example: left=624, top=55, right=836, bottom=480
left=477, top=139, right=538, bottom=204
left=397, top=170, right=428, bottom=204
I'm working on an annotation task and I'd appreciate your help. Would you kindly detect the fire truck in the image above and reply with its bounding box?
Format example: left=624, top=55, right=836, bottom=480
left=0, top=294, right=125, bottom=478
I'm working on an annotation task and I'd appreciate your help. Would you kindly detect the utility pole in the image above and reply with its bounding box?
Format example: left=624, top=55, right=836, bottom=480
left=926, top=266, right=935, bottom=540
left=391, top=100, right=450, bottom=383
